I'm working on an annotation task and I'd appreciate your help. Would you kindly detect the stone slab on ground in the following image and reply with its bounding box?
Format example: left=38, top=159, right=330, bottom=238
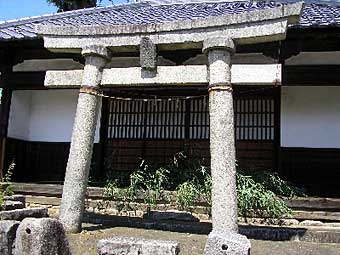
left=300, top=220, right=324, bottom=226
left=4, top=195, right=26, bottom=203
left=144, top=210, right=200, bottom=222
left=97, top=236, right=180, bottom=255
left=0, top=208, right=48, bottom=221
left=204, top=231, right=251, bottom=255
left=285, top=197, right=340, bottom=211
left=0, top=220, right=20, bottom=255
left=3, top=200, right=25, bottom=210
left=14, top=217, right=71, bottom=255
left=25, top=195, right=61, bottom=206
left=293, top=210, right=340, bottom=222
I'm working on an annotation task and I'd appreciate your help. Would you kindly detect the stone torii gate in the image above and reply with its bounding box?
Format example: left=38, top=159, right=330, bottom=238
left=37, top=2, right=303, bottom=254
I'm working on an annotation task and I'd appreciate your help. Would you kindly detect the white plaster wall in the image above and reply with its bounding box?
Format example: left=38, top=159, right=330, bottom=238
left=281, top=86, right=340, bottom=148
left=7, top=90, right=101, bottom=143
left=8, top=91, right=32, bottom=140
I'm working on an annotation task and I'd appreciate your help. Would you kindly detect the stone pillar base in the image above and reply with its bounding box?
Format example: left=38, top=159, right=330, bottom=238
left=204, top=231, right=251, bottom=255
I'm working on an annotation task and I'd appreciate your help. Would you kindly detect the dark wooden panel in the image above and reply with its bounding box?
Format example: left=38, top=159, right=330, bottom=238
left=4, top=138, right=100, bottom=183
left=280, top=147, right=340, bottom=197
left=283, top=65, right=340, bottom=86
left=0, top=72, right=46, bottom=89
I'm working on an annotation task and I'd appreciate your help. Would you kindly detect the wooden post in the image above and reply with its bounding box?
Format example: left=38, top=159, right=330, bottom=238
left=0, top=49, right=13, bottom=181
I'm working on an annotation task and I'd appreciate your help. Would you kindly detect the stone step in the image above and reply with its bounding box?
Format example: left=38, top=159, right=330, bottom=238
left=12, top=182, right=103, bottom=199
left=13, top=183, right=340, bottom=211
left=285, top=197, right=340, bottom=211
left=12, top=183, right=340, bottom=222
left=0, top=208, right=48, bottom=221
left=293, top=210, right=340, bottom=222
left=82, top=213, right=340, bottom=244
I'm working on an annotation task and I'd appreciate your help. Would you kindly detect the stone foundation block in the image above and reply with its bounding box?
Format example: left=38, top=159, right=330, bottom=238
left=14, top=217, right=71, bottom=255
left=97, top=236, right=180, bottom=255
left=0, top=220, right=20, bottom=255
left=204, top=231, right=251, bottom=255
left=0, top=208, right=48, bottom=221
left=3, top=201, right=25, bottom=211
left=4, top=195, right=26, bottom=203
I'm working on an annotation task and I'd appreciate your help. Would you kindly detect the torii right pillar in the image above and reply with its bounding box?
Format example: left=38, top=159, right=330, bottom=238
left=203, top=37, right=251, bottom=255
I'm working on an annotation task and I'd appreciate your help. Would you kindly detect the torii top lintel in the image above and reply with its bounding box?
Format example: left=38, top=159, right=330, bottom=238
left=36, top=1, right=303, bottom=53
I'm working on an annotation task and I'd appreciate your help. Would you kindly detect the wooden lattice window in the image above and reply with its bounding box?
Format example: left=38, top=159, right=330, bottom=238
left=107, top=99, right=186, bottom=139
left=189, top=97, right=209, bottom=139
left=234, top=98, right=275, bottom=141
left=106, top=96, right=275, bottom=141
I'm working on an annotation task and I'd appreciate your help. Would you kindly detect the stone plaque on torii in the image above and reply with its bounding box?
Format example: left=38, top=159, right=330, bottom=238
left=36, top=2, right=303, bottom=254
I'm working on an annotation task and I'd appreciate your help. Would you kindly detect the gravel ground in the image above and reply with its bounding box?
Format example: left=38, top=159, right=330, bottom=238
left=68, top=224, right=340, bottom=255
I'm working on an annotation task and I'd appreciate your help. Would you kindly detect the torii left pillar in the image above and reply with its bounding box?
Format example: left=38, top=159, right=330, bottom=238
left=59, top=45, right=111, bottom=233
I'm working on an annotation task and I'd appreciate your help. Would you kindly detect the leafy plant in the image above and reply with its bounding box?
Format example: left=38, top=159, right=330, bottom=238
left=130, top=161, right=170, bottom=212
left=103, top=152, right=301, bottom=219
left=103, top=161, right=170, bottom=214
left=165, top=151, right=210, bottom=190
left=0, top=191, right=4, bottom=211
left=250, top=171, right=305, bottom=198
left=176, top=181, right=200, bottom=212
left=103, top=179, right=136, bottom=213
left=2, top=159, right=15, bottom=196
left=175, top=162, right=212, bottom=212
left=0, top=159, right=16, bottom=211
left=237, top=173, right=291, bottom=218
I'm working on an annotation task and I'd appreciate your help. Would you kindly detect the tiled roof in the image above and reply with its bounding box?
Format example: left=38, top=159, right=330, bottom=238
left=300, top=3, right=340, bottom=27
left=0, top=1, right=339, bottom=41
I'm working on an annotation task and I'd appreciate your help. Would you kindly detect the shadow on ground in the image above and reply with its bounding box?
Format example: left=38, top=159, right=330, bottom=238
left=83, top=212, right=308, bottom=241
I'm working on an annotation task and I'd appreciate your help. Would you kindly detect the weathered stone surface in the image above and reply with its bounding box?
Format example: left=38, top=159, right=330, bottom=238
left=202, top=37, right=235, bottom=55
left=293, top=210, right=340, bottom=222
left=0, top=220, right=20, bottom=255
left=207, top=50, right=232, bottom=87
left=204, top=231, right=251, bottom=255
left=285, top=197, right=340, bottom=211
left=14, top=218, right=71, bottom=255
left=59, top=46, right=110, bottom=233
left=324, top=222, right=340, bottom=228
left=0, top=208, right=48, bottom=221
left=12, top=183, right=104, bottom=199
left=144, top=210, right=199, bottom=222
left=45, top=64, right=282, bottom=88
left=205, top=40, right=238, bottom=233
left=97, top=237, right=180, bottom=255
left=140, top=37, right=157, bottom=71
left=4, top=195, right=26, bottom=203
left=299, top=220, right=324, bottom=226
left=280, top=219, right=300, bottom=226
left=3, top=200, right=25, bottom=211
left=82, top=45, right=111, bottom=60
left=204, top=38, right=251, bottom=253
left=25, top=195, right=61, bottom=206
left=59, top=91, right=101, bottom=233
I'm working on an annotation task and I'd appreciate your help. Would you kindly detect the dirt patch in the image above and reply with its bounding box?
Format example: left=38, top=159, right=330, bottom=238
left=68, top=224, right=340, bottom=255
